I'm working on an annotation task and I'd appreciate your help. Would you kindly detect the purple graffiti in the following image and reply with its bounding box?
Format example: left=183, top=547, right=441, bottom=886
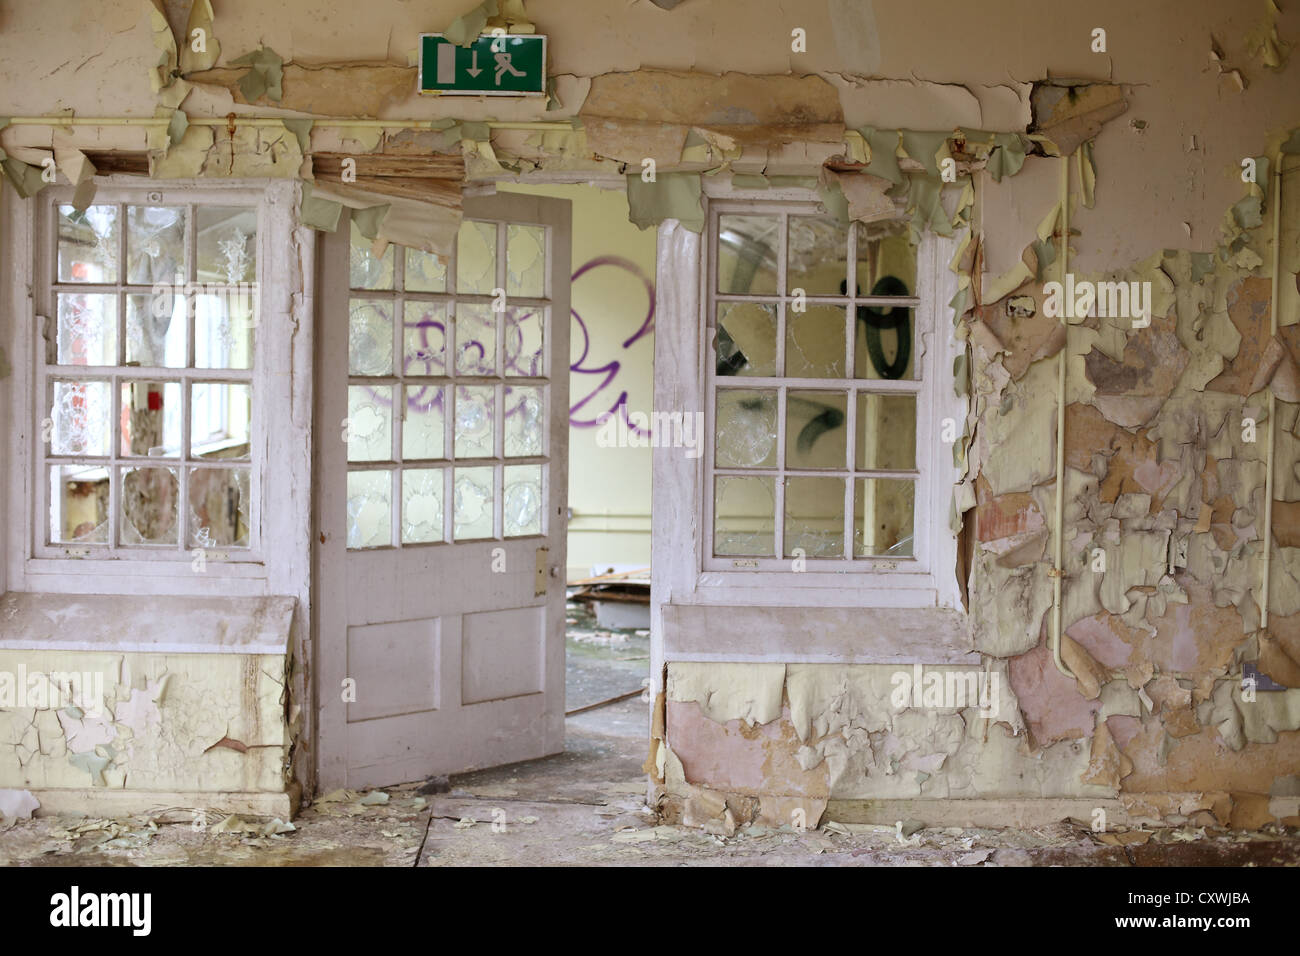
left=569, top=256, right=656, bottom=435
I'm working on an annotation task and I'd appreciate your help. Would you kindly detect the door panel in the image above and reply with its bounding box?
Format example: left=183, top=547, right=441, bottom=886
left=317, top=192, right=571, bottom=789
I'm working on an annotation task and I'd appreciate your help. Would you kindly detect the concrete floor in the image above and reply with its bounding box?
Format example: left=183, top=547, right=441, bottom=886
left=2, top=605, right=1298, bottom=866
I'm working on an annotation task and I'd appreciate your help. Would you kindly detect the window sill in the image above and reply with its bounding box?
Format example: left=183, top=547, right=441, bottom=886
left=0, top=591, right=294, bottom=655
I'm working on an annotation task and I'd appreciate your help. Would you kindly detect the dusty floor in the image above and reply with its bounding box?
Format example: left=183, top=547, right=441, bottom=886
left=2, top=604, right=1298, bottom=866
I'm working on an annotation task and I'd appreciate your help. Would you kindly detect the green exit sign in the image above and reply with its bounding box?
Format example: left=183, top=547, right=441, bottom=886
left=419, top=34, right=547, bottom=96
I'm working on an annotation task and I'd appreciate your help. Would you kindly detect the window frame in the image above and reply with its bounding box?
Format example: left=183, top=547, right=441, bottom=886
left=654, top=185, right=965, bottom=611
left=4, top=180, right=303, bottom=591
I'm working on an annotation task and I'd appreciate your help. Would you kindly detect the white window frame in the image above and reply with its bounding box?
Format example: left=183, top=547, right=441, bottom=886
left=3, top=179, right=309, bottom=597
left=652, top=183, right=966, bottom=614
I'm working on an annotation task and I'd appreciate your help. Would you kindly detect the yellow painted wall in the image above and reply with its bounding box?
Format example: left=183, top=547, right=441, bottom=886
left=499, top=184, right=656, bottom=577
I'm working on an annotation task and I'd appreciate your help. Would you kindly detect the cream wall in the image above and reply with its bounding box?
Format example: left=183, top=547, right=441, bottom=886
left=499, top=183, right=656, bottom=577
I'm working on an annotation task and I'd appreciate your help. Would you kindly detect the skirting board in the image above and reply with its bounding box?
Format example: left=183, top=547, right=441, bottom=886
left=28, top=783, right=300, bottom=821
left=825, top=797, right=1129, bottom=829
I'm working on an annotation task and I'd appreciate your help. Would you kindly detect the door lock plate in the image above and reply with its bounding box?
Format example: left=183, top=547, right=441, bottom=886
left=535, top=546, right=549, bottom=596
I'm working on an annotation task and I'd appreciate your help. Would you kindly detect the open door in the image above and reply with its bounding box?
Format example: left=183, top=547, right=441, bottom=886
left=316, top=193, right=571, bottom=789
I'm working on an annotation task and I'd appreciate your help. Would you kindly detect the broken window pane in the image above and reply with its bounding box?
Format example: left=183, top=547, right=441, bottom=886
left=347, top=470, right=392, bottom=549
left=717, top=215, right=778, bottom=294
left=349, top=221, right=394, bottom=290
left=715, top=388, right=777, bottom=468
left=120, top=466, right=180, bottom=545
left=454, top=385, right=495, bottom=459
left=405, top=247, right=447, bottom=292
left=854, top=478, right=915, bottom=557
left=786, top=390, right=847, bottom=469
left=504, top=464, right=543, bottom=537
left=349, top=298, right=394, bottom=376
left=127, top=206, right=186, bottom=287
left=191, top=383, right=251, bottom=458
left=196, top=207, right=257, bottom=284
left=504, top=306, right=545, bottom=377
left=785, top=305, right=848, bottom=378
left=57, top=293, right=118, bottom=366
left=713, top=475, right=775, bottom=556
left=507, top=224, right=546, bottom=298
left=788, top=217, right=848, bottom=295
left=457, top=220, right=497, bottom=294
left=347, top=385, right=393, bottom=462
left=453, top=466, right=494, bottom=540
left=455, top=303, right=497, bottom=375
left=188, top=467, right=250, bottom=548
left=504, top=385, right=543, bottom=457
left=58, top=204, right=118, bottom=284
left=402, top=385, right=445, bottom=460
left=784, top=476, right=844, bottom=558
left=856, top=393, right=916, bottom=471
left=401, top=468, right=444, bottom=544
left=51, top=379, right=111, bottom=456
left=715, top=303, right=776, bottom=377
left=49, top=465, right=109, bottom=544
left=120, top=381, right=182, bottom=457
left=125, top=293, right=184, bottom=368
left=403, top=301, right=447, bottom=376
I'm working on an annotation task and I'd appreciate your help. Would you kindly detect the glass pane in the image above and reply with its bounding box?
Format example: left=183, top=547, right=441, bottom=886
left=347, top=470, right=392, bottom=549
left=854, top=478, right=915, bottom=557
left=51, top=380, right=111, bottom=456
left=855, top=223, right=917, bottom=298
left=856, top=393, right=916, bottom=471
left=455, top=304, right=496, bottom=375
left=58, top=205, right=119, bottom=284
left=191, top=383, right=251, bottom=458
left=853, top=301, right=914, bottom=381
left=785, top=476, right=844, bottom=558
left=504, top=385, right=543, bottom=457
left=120, top=466, right=180, bottom=545
left=349, top=221, right=394, bottom=290
left=717, top=215, right=778, bottom=294
left=126, top=292, right=185, bottom=367
left=349, top=298, right=393, bottom=376
left=715, top=389, right=777, bottom=468
left=194, top=287, right=254, bottom=370
left=120, top=381, right=182, bottom=457
left=454, top=385, right=495, bottom=458
left=402, top=468, right=445, bottom=544
left=713, top=475, right=774, bottom=556
left=405, top=247, right=447, bottom=292
left=715, top=303, right=776, bottom=377
left=56, top=293, right=117, bottom=366
left=504, top=306, right=544, bottom=377
left=403, top=301, right=447, bottom=375
left=189, top=467, right=250, bottom=548
left=457, top=220, right=497, bottom=294
left=504, top=464, right=543, bottom=537
left=453, top=466, right=494, bottom=540
left=786, top=390, right=847, bottom=469
left=196, top=207, right=257, bottom=284
left=506, top=224, right=545, bottom=298
left=347, top=385, right=393, bottom=462
left=402, top=386, right=445, bottom=460
left=786, top=305, right=848, bottom=378
left=49, top=465, right=109, bottom=544
left=126, top=206, right=186, bottom=286
left=788, top=218, right=848, bottom=295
